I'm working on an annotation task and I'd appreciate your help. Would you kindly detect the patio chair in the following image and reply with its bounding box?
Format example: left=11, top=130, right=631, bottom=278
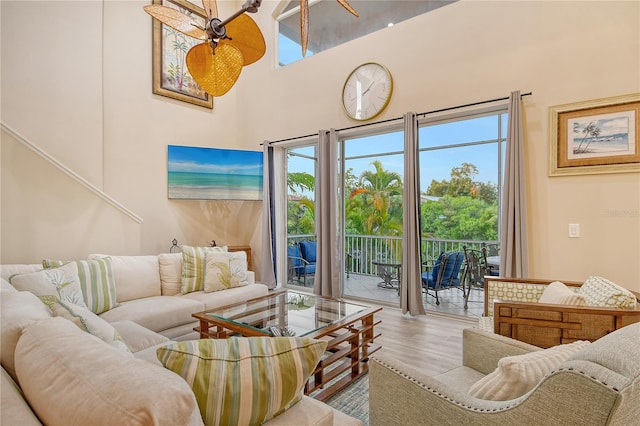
left=482, top=242, right=500, bottom=276
left=287, top=244, right=315, bottom=286
left=421, top=251, right=468, bottom=309
left=463, top=245, right=491, bottom=290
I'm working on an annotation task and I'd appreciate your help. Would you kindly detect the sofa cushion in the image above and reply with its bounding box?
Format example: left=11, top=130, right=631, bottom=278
left=15, top=317, right=202, bottom=426
left=89, top=254, right=161, bottom=302
left=1, top=277, right=16, bottom=292
left=538, top=281, right=587, bottom=306
left=0, top=264, right=41, bottom=281
left=159, top=253, right=183, bottom=295
left=50, top=300, right=130, bottom=353
left=9, top=262, right=87, bottom=308
left=99, top=296, right=204, bottom=333
left=577, top=276, right=637, bottom=308
left=263, top=396, right=334, bottom=426
left=181, top=245, right=227, bottom=294
left=157, top=337, right=327, bottom=425
left=1, top=368, right=42, bottom=426
left=179, top=283, right=268, bottom=310
left=203, top=251, right=249, bottom=293
left=111, top=320, right=170, bottom=353
left=44, top=258, right=118, bottom=314
left=0, top=291, right=52, bottom=383
left=468, top=339, right=590, bottom=401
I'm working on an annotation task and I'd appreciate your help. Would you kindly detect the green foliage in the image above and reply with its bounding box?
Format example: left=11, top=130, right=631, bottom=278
left=287, top=160, right=498, bottom=242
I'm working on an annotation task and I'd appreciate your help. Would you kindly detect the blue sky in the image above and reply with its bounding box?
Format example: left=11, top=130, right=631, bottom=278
left=168, top=145, right=263, bottom=175
left=288, top=114, right=507, bottom=191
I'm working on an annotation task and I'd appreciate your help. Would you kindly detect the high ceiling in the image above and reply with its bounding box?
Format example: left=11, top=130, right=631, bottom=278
left=278, top=0, right=457, bottom=54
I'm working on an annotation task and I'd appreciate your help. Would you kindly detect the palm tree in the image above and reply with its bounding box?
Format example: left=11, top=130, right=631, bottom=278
left=348, top=160, right=403, bottom=236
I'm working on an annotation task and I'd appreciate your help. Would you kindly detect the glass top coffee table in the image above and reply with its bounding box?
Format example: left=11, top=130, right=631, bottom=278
left=192, top=290, right=382, bottom=401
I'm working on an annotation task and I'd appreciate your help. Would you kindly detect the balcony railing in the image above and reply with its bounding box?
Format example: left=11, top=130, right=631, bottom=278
left=287, top=234, right=498, bottom=276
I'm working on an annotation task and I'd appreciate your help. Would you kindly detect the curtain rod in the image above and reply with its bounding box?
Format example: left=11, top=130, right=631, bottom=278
left=266, top=91, right=532, bottom=145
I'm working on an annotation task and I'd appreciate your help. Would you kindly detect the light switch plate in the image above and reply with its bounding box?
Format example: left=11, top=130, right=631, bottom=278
left=569, top=223, right=580, bottom=238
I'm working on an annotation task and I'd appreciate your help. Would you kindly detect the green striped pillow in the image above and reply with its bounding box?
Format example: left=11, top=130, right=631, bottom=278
left=43, top=258, right=118, bottom=315
left=180, top=245, right=227, bottom=294
left=157, top=337, right=327, bottom=425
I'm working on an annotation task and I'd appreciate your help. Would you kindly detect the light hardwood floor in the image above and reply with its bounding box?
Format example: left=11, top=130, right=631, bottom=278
left=367, top=304, right=476, bottom=375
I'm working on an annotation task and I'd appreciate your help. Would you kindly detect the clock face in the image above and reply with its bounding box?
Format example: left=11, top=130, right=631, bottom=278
left=342, top=63, right=393, bottom=121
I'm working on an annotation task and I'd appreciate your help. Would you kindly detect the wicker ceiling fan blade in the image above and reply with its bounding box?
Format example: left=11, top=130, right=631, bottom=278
left=300, top=0, right=309, bottom=57
left=201, top=0, right=218, bottom=20
left=143, top=5, right=206, bottom=40
left=186, top=43, right=243, bottom=97
left=336, top=0, right=359, bottom=17
left=219, top=14, right=265, bottom=66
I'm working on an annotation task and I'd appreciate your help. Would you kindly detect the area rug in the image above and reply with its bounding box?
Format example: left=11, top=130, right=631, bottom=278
left=325, top=375, right=369, bottom=425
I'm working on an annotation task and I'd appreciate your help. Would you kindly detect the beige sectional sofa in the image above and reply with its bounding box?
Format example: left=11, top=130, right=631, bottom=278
left=1, top=254, right=362, bottom=425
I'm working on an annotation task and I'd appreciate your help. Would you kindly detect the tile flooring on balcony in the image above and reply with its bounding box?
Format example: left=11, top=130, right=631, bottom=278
left=288, top=273, right=485, bottom=320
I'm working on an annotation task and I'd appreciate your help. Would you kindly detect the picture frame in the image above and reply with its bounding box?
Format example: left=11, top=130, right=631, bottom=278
left=152, top=0, right=213, bottom=109
left=549, top=93, right=640, bottom=176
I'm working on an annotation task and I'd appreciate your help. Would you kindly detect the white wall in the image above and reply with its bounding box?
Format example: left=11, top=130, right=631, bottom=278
left=1, top=0, right=639, bottom=289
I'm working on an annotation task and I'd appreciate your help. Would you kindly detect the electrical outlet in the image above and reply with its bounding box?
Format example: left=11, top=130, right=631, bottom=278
left=569, top=223, right=580, bottom=238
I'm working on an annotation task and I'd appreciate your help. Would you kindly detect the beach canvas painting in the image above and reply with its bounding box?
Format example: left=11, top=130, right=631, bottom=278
left=568, top=110, right=635, bottom=160
left=168, top=145, right=263, bottom=200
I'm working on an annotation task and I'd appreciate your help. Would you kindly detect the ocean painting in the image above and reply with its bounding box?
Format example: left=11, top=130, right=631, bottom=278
left=168, top=145, right=263, bottom=200
left=568, top=110, right=636, bottom=160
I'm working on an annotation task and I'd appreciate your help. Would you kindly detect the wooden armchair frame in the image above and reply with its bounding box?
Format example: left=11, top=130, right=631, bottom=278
left=484, top=277, right=640, bottom=348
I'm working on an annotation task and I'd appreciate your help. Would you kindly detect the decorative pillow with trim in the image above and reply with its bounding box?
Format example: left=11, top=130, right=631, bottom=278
left=538, top=281, right=587, bottom=306
left=10, top=262, right=87, bottom=308
left=43, top=258, right=118, bottom=314
left=157, top=337, right=327, bottom=425
left=469, top=339, right=590, bottom=401
left=180, top=245, right=227, bottom=294
left=577, top=276, right=637, bottom=309
left=50, top=299, right=130, bottom=353
left=203, top=251, right=249, bottom=293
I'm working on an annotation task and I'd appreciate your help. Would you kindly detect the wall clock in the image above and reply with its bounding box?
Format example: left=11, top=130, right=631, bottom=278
left=342, top=62, right=393, bottom=121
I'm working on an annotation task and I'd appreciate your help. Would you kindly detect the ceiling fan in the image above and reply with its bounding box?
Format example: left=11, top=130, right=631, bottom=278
left=144, top=0, right=266, bottom=97
left=144, top=0, right=358, bottom=96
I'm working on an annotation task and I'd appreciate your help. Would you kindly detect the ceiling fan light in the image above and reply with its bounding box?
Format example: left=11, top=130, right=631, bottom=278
left=186, top=43, right=243, bottom=97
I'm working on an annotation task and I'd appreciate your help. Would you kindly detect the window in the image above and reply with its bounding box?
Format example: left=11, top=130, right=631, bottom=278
left=277, top=0, right=457, bottom=66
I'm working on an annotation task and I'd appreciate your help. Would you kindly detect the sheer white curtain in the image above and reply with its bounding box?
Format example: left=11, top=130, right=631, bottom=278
left=499, top=91, right=529, bottom=277
left=400, top=112, right=426, bottom=315
left=260, top=143, right=277, bottom=289
left=314, top=129, right=341, bottom=297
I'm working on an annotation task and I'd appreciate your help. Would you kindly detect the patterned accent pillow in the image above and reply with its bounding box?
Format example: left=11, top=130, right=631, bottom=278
left=180, top=245, right=227, bottom=294
left=577, top=276, right=637, bottom=309
left=469, top=340, right=590, bottom=401
left=157, top=337, right=327, bottom=425
left=43, top=258, right=118, bottom=314
left=485, top=280, right=546, bottom=316
left=50, top=300, right=130, bottom=353
left=538, top=281, right=587, bottom=306
left=204, top=251, right=249, bottom=293
left=9, top=262, right=88, bottom=308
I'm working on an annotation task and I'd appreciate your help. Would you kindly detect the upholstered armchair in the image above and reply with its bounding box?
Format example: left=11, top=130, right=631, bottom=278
left=369, top=323, right=640, bottom=425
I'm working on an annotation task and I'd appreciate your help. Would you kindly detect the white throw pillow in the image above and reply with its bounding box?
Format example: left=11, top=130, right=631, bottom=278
left=204, top=251, right=249, bottom=293
left=50, top=300, right=130, bottom=353
left=538, top=281, right=586, bottom=306
left=158, top=253, right=183, bottom=296
left=10, top=262, right=87, bottom=309
left=469, top=340, right=590, bottom=401
left=1, top=277, right=16, bottom=292
left=88, top=254, right=160, bottom=302
left=577, top=276, right=637, bottom=308
left=15, top=317, right=200, bottom=426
